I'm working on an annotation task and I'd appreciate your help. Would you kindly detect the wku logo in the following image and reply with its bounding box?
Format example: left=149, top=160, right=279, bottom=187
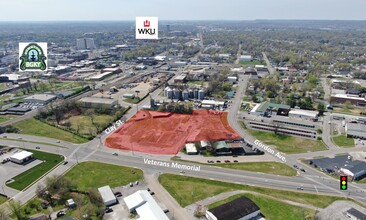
left=138, top=20, right=156, bottom=35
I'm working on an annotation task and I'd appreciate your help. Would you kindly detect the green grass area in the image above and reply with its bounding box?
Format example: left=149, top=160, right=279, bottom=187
left=356, top=178, right=366, bottom=184
left=239, top=60, right=265, bottom=66
left=0, top=94, right=11, bottom=100
left=13, top=118, right=88, bottom=144
left=0, top=97, right=23, bottom=106
left=159, top=174, right=345, bottom=208
left=64, top=161, right=143, bottom=191
left=0, top=83, right=7, bottom=90
left=333, top=134, right=355, bottom=147
left=208, top=193, right=316, bottom=220
left=213, top=162, right=297, bottom=176
left=0, top=115, right=16, bottom=123
left=332, top=108, right=364, bottom=116
left=247, top=129, right=327, bottom=154
left=69, top=114, right=114, bottom=136
left=0, top=195, right=8, bottom=205
left=123, top=97, right=140, bottom=104
left=6, top=149, right=63, bottom=190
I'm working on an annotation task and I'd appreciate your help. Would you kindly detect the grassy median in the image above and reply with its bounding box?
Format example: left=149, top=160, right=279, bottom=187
left=64, top=161, right=143, bottom=190
left=213, top=162, right=297, bottom=176
left=13, top=118, right=88, bottom=144
left=6, top=150, right=63, bottom=190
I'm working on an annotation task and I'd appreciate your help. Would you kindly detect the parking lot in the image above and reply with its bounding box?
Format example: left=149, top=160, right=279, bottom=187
left=0, top=148, right=42, bottom=193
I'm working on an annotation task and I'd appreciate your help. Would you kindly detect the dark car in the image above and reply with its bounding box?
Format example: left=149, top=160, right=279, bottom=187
left=35, top=146, right=40, bottom=149
left=216, top=160, right=221, bottom=163
left=105, top=207, right=113, bottom=213
left=56, top=211, right=65, bottom=217
left=233, top=160, right=238, bottom=163
left=114, top=191, right=122, bottom=197
left=150, top=191, right=155, bottom=195
left=293, top=165, right=299, bottom=169
left=63, top=161, right=68, bottom=165
left=224, top=160, right=230, bottom=163
left=300, top=168, right=306, bottom=172
left=112, top=153, right=118, bottom=156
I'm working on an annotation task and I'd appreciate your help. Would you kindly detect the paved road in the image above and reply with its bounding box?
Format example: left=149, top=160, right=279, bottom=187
left=234, top=44, right=242, bottom=64
left=262, top=52, right=275, bottom=74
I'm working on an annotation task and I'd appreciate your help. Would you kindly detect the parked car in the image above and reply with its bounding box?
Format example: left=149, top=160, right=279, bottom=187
left=63, top=161, right=68, bottom=165
left=300, top=168, right=306, bottom=172
left=112, top=153, right=118, bottom=156
left=36, top=146, right=40, bottom=149
left=216, top=160, right=221, bottom=163
left=224, top=160, right=230, bottom=163
left=293, top=165, right=299, bottom=169
left=104, top=207, right=113, bottom=213
left=296, top=186, right=304, bottom=190
left=233, top=160, right=238, bottom=163
left=56, top=211, right=65, bottom=217
left=150, top=191, right=155, bottom=195
left=114, top=191, right=122, bottom=197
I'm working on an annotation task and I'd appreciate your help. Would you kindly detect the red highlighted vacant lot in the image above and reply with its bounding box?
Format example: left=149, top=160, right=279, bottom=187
left=104, top=110, right=241, bottom=155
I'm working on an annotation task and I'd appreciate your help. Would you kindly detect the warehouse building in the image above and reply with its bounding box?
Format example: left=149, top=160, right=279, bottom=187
left=123, top=190, right=169, bottom=220
left=98, top=186, right=117, bottom=206
left=10, top=151, right=33, bottom=164
left=345, top=123, right=366, bottom=139
left=23, top=94, right=57, bottom=105
left=288, top=109, right=318, bottom=121
left=78, top=97, right=117, bottom=109
left=339, top=160, right=366, bottom=181
left=206, top=196, right=262, bottom=220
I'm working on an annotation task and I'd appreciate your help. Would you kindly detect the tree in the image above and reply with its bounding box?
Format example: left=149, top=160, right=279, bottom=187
left=7, top=201, right=23, bottom=220
left=317, top=103, right=325, bottom=116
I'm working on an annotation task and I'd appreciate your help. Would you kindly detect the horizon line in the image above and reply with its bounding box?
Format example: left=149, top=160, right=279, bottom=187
left=1, top=19, right=366, bottom=23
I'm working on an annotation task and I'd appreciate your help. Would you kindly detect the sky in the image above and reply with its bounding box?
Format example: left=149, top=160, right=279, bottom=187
left=1, top=0, right=366, bottom=21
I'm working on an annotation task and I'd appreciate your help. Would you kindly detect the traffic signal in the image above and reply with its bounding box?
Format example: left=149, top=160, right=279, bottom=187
left=340, top=176, right=347, bottom=190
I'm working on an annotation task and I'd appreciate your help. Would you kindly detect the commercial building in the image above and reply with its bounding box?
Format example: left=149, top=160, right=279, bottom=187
left=76, top=38, right=96, bottom=50
left=206, top=196, right=262, bottom=220
left=331, top=94, right=366, bottom=106
left=248, top=120, right=317, bottom=139
left=185, top=143, right=197, bottom=155
left=10, top=151, right=33, bottom=164
left=250, top=101, right=291, bottom=116
left=201, top=100, right=225, bottom=109
left=123, top=190, right=169, bottom=220
left=86, top=72, right=114, bottom=81
left=173, top=74, right=187, bottom=83
left=78, top=97, right=117, bottom=109
left=239, top=55, right=252, bottom=62
left=288, top=109, right=318, bottom=121
left=339, top=160, right=366, bottom=180
left=345, top=123, right=366, bottom=139
left=98, top=186, right=117, bottom=206
left=24, top=94, right=57, bottom=104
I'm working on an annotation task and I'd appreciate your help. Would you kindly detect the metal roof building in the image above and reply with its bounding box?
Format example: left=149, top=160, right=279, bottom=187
left=98, top=185, right=117, bottom=206
left=10, top=151, right=33, bottom=164
left=24, top=94, right=57, bottom=104
left=206, top=196, right=262, bottom=220
left=123, top=190, right=169, bottom=220
left=346, top=123, right=366, bottom=139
